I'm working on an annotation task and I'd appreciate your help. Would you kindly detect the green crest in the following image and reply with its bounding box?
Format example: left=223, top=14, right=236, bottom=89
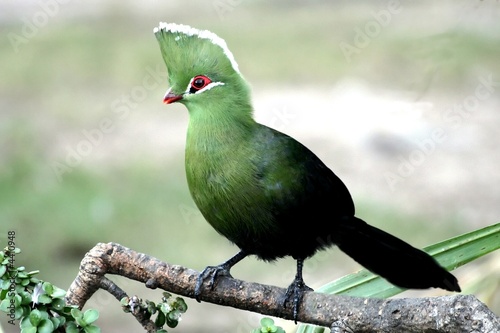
left=154, top=23, right=241, bottom=95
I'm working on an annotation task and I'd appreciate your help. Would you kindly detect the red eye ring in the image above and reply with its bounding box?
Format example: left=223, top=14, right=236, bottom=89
left=190, top=75, right=212, bottom=92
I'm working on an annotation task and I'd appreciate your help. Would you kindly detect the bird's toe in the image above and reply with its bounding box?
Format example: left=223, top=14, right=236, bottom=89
left=282, top=280, right=313, bottom=323
left=194, top=265, right=233, bottom=302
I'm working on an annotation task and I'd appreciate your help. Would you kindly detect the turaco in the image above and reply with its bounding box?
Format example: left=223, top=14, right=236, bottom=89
left=153, top=22, right=461, bottom=322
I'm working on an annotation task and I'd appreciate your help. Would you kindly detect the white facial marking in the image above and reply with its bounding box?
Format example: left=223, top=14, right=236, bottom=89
left=184, top=77, right=225, bottom=95
left=196, top=82, right=225, bottom=94
left=154, top=22, right=240, bottom=74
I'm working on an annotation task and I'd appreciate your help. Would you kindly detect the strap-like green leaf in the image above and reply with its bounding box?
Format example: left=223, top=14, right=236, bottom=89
left=296, top=223, right=500, bottom=333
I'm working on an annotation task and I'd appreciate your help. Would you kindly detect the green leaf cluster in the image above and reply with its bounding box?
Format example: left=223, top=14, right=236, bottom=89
left=251, top=317, right=285, bottom=333
left=120, top=292, right=188, bottom=332
left=65, top=309, right=100, bottom=333
left=0, top=246, right=101, bottom=333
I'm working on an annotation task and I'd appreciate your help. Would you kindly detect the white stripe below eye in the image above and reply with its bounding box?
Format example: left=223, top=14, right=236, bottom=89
left=196, top=81, right=225, bottom=94
left=184, top=79, right=225, bottom=95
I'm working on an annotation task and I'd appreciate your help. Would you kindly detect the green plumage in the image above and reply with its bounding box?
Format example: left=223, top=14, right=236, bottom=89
left=154, top=22, right=460, bottom=321
left=155, top=23, right=354, bottom=260
left=187, top=123, right=355, bottom=260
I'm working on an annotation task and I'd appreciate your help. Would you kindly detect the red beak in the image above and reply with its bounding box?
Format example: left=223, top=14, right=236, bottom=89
left=163, top=89, right=183, bottom=104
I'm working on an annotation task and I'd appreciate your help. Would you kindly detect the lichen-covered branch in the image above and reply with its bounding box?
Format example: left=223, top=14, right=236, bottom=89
left=65, top=242, right=500, bottom=333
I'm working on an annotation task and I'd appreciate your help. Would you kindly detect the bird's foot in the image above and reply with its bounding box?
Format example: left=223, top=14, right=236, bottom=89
left=194, top=265, right=232, bottom=302
left=282, top=278, right=313, bottom=323
left=194, top=251, right=247, bottom=302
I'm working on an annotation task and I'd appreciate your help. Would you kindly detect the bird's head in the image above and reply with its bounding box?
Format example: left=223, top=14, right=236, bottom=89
left=154, top=23, right=250, bottom=112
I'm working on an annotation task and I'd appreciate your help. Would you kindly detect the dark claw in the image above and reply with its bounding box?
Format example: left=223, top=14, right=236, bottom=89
left=194, top=251, right=247, bottom=302
left=194, top=265, right=232, bottom=302
left=282, top=279, right=313, bottom=323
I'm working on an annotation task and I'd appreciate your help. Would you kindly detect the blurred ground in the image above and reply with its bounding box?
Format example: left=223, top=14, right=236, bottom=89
left=0, top=0, right=499, bottom=332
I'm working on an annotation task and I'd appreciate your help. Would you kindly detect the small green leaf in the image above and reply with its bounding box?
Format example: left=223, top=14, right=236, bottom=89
left=51, top=298, right=66, bottom=311
left=20, top=327, right=37, bottom=333
left=71, top=308, right=83, bottom=319
left=37, top=294, right=52, bottom=305
left=120, top=297, right=129, bottom=306
left=66, top=321, right=80, bottom=333
left=51, top=286, right=67, bottom=298
left=20, top=291, right=32, bottom=305
left=75, top=316, right=87, bottom=327
left=83, top=309, right=99, bottom=324
left=0, top=296, right=23, bottom=319
left=166, top=315, right=179, bottom=328
left=169, top=310, right=181, bottom=320
left=56, top=315, right=66, bottom=327
left=62, top=305, right=78, bottom=315
left=50, top=316, right=61, bottom=329
left=146, top=300, right=157, bottom=314
left=39, top=310, right=49, bottom=320
left=14, top=293, right=22, bottom=306
left=175, top=297, right=187, bottom=312
left=159, top=303, right=171, bottom=314
left=155, top=310, right=166, bottom=327
left=37, top=319, right=55, bottom=333
left=261, top=317, right=274, bottom=327
left=72, top=307, right=88, bottom=327
left=15, top=305, right=24, bottom=320
left=84, top=325, right=101, bottom=333
left=29, top=279, right=40, bottom=288
left=20, top=316, right=33, bottom=329
left=1, top=279, right=11, bottom=290
left=0, top=299, right=10, bottom=312
left=29, top=309, right=42, bottom=326
left=0, top=265, right=6, bottom=278
left=42, top=282, right=53, bottom=295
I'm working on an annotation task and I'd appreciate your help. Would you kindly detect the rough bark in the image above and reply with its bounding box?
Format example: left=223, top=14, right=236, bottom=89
left=65, top=242, right=500, bottom=333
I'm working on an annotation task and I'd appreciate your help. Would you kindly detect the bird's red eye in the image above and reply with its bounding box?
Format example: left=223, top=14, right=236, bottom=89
left=190, top=75, right=212, bottom=92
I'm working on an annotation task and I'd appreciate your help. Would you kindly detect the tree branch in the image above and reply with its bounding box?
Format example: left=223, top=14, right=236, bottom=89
left=65, top=242, right=499, bottom=333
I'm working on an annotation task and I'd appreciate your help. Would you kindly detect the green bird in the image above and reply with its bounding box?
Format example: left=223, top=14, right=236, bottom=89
left=153, top=22, right=461, bottom=322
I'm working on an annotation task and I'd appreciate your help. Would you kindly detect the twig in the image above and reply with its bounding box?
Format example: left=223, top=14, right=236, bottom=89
left=65, top=242, right=500, bottom=333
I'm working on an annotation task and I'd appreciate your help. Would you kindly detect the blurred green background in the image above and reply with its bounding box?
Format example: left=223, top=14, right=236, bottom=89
left=1, top=0, right=499, bottom=332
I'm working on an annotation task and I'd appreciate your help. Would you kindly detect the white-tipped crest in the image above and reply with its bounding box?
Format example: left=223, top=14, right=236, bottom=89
left=154, top=22, right=240, bottom=74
